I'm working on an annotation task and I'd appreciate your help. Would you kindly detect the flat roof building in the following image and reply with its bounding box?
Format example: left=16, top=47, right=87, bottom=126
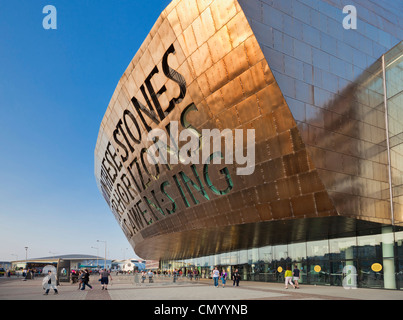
left=94, top=0, right=403, bottom=289
left=9, top=254, right=110, bottom=281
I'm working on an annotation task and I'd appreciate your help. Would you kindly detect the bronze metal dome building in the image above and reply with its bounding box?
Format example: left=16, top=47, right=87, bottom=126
left=95, top=0, right=403, bottom=289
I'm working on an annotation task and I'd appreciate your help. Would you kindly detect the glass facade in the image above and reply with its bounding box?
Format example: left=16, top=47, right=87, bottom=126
left=161, top=41, right=403, bottom=290
left=387, top=42, right=403, bottom=225
left=94, top=0, right=403, bottom=291
left=161, top=226, right=403, bottom=289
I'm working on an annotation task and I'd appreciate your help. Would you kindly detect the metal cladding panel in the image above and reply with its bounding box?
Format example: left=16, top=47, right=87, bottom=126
left=94, top=0, right=401, bottom=260
left=239, top=0, right=403, bottom=226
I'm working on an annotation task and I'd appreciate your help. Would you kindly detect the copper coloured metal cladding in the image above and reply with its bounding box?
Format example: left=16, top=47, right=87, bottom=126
left=94, top=0, right=400, bottom=260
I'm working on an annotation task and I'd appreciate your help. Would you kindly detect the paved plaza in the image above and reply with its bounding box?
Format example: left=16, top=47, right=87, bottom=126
left=1, top=274, right=403, bottom=301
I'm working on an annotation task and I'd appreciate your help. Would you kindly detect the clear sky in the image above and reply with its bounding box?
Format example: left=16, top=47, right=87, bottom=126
left=0, top=0, right=171, bottom=261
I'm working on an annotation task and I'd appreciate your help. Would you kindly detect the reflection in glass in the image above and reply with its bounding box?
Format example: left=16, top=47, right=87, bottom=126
left=288, top=242, right=306, bottom=261
left=248, top=248, right=259, bottom=264
left=385, top=42, right=403, bottom=225
left=308, top=261, right=330, bottom=285
left=258, top=246, right=272, bottom=263
left=273, top=244, right=288, bottom=261
left=359, top=259, right=383, bottom=288
left=329, top=237, right=356, bottom=260
left=357, top=234, right=382, bottom=260
left=307, top=240, right=329, bottom=261
left=395, top=231, right=403, bottom=256
left=239, top=250, right=247, bottom=264
left=330, top=261, right=353, bottom=286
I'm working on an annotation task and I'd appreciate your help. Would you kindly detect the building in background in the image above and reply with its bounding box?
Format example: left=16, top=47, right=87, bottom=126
left=94, top=0, right=403, bottom=289
left=9, top=254, right=109, bottom=282
left=112, top=258, right=146, bottom=272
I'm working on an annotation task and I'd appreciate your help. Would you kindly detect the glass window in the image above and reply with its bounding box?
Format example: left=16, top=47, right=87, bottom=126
left=220, top=252, right=230, bottom=265
left=330, top=261, right=357, bottom=287
left=239, top=250, right=248, bottom=264
left=248, top=248, right=259, bottom=264
left=228, top=251, right=238, bottom=265
left=396, top=256, right=403, bottom=289
left=395, top=231, right=403, bottom=256
left=358, top=259, right=383, bottom=288
left=258, top=246, right=273, bottom=263
left=273, top=245, right=288, bottom=261
left=386, top=42, right=403, bottom=230
left=208, top=255, right=214, bottom=266
left=307, top=240, right=329, bottom=261
left=307, top=261, right=330, bottom=285
left=201, top=256, right=209, bottom=267
left=357, top=234, right=382, bottom=260
left=288, top=242, right=306, bottom=261
left=213, top=254, right=221, bottom=266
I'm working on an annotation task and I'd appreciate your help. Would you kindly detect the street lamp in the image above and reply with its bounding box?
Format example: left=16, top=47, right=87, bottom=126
left=97, top=240, right=107, bottom=270
left=91, top=246, right=99, bottom=269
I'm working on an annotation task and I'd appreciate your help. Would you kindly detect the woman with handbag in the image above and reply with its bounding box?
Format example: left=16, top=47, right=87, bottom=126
left=221, top=269, right=227, bottom=288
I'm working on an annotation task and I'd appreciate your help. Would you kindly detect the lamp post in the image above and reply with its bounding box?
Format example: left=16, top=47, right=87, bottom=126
left=91, top=246, right=99, bottom=269
left=97, top=240, right=107, bottom=270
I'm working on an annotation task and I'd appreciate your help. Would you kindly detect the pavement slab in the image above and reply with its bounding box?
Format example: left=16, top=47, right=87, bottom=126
left=1, top=275, right=403, bottom=301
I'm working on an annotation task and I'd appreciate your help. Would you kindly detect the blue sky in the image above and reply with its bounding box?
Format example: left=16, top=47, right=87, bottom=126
left=0, top=0, right=171, bottom=261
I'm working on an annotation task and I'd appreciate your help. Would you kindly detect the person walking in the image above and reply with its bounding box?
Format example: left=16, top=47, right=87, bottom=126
left=42, top=270, right=58, bottom=295
left=293, top=265, right=300, bottom=289
left=285, top=266, right=295, bottom=289
left=194, top=269, right=199, bottom=281
left=212, top=267, right=220, bottom=288
left=148, top=270, right=154, bottom=283
left=232, top=269, right=240, bottom=287
left=77, top=270, right=84, bottom=290
left=81, top=269, right=93, bottom=290
left=99, top=268, right=112, bottom=290
left=221, top=269, right=227, bottom=288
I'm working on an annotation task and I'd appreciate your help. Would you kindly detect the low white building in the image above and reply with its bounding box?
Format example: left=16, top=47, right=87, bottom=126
left=112, top=259, right=146, bottom=272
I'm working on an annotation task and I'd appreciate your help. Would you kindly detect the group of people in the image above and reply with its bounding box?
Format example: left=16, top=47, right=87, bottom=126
left=284, top=265, right=300, bottom=289
left=211, top=267, right=241, bottom=288
left=41, top=265, right=302, bottom=295
left=42, top=268, right=113, bottom=295
left=140, top=270, right=155, bottom=283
